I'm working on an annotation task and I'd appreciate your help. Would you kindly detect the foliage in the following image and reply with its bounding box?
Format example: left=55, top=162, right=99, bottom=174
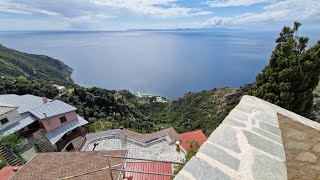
left=59, top=86, right=158, bottom=133
left=140, top=85, right=253, bottom=136
left=88, top=120, right=112, bottom=132
left=0, top=133, right=23, bottom=151
left=0, top=77, right=59, bottom=99
left=174, top=140, right=201, bottom=175
left=0, top=43, right=73, bottom=85
left=254, top=22, right=320, bottom=117
left=0, top=157, right=8, bottom=169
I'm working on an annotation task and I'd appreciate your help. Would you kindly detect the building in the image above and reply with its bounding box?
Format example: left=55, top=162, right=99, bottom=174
left=175, top=95, right=320, bottom=180
left=0, top=166, right=21, bottom=180
left=52, top=84, right=66, bottom=93
left=82, top=128, right=185, bottom=163
left=178, top=130, right=207, bottom=151
left=10, top=151, right=127, bottom=180
left=0, top=94, right=89, bottom=155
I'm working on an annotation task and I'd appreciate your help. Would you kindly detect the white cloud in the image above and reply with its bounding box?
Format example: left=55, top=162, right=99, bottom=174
left=0, top=0, right=211, bottom=19
left=0, top=1, right=59, bottom=16
left=92, top=0, right=211, bottom=18
left=205, top=0, right=320, bottom=26
left=204, top=0, right=274, bottom=7
left=0, top=0, right=212, bottom=30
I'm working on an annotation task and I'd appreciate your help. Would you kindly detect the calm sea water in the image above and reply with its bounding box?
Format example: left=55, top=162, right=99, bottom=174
left=0, top=30, right=317, bottom=98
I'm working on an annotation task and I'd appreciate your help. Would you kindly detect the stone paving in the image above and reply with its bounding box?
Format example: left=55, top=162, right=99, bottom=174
left=84, top=137, right=185, bottom=163
left=175, top=95, right=320, bottom=180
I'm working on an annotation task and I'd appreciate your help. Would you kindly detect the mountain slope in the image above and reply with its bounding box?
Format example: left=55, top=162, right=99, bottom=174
left=0, top=44, right=73, bottom=85
left=136, top=85, right=254, bottom=136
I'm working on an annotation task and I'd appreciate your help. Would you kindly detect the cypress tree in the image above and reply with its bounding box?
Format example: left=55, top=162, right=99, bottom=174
left=254, top=22, right=320, bottom=117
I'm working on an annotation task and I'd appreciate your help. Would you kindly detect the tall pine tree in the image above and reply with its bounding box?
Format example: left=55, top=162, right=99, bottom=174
left=254, top=22, right=320, bottom=117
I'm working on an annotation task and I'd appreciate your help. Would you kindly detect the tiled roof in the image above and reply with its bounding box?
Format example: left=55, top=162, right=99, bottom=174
left=45, top=115, right=89, bottom=145
left=124, top=127, right=181, bottom=143
left=29, top=100, right=77, bottom=119
left=124, top=162, right=172, bottom=180
left=10, top=151, right=127, bottom=180
left=0, top=115, right=37, bottom=135
left=0, top=166, right=21, bottom=180
left=179, top=130, right=207, bottom=151
left=175, top=95, right=320, bottom=180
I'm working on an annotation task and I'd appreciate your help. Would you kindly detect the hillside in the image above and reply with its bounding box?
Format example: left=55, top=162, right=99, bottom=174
left=137, top=85, right=254, bottom=136
left=0, top=44, right=73, bottom=85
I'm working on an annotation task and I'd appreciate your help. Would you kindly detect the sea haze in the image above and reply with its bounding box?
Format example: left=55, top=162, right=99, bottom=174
left=0, top=30, right=317, bottom=98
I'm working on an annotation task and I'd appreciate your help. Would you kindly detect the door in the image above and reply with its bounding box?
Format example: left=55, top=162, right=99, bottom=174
left=65, top=143, right=74, bottom=151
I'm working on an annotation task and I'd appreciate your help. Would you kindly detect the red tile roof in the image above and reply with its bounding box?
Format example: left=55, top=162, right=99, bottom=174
left=0, top=166, right=20, bottom=180
left=124, top=162, right=172, bottom=180
left=179, top=130, right=207, bottom=151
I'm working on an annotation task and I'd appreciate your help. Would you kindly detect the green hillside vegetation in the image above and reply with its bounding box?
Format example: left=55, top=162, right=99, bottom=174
left=0, top=44, right=73, bottom=85
left=254, top=22, right=320, bottom=118
left=137, top=85, right=254, bottom=135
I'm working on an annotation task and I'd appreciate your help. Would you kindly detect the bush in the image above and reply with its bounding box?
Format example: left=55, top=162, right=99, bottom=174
left=174, top=140, right=201, bottom=175
left=0, top=133, right=23, bottom=152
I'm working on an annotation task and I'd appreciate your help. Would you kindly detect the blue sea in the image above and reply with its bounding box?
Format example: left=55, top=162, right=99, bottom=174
left=0, top=29, right=318, bottom=98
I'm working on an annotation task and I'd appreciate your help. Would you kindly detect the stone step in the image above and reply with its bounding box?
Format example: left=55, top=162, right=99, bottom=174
left=35, top=141, right=55, bottom=152
left=0, top=145, right=24, bottom=166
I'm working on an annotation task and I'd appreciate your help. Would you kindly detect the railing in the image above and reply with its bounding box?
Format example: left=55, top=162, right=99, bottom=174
left=106, top=156, right=185, bottom=180
left=75, top=137, right=86, bottom=152
left=59, top=156, right=184, bottom=180
left=56, top=131, right=81, bottom=151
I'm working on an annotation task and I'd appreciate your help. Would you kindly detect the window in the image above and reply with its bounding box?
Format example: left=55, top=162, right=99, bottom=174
left=0, top=118, right=9, bottom=125
left=60, top=116, right=67, bottom=124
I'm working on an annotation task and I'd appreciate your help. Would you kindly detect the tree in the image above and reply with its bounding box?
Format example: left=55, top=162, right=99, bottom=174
left=254, top=22, right=320, bottom=117
left=0, top=133, right=23, bottom=151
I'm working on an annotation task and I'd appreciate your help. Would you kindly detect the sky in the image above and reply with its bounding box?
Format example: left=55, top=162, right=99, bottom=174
left=0, top=0, right=319, bottom=31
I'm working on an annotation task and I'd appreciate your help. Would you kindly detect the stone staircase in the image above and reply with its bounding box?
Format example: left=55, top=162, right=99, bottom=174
left=0, top=145, right=24, bottom=166
left=34, top=140, right=56, bottom=153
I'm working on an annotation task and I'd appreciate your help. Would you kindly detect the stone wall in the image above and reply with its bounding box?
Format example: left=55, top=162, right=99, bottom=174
left=175, top=95, right=288, bottom=180
left=0, top=109, right=21, bottom=128
left=175, top=95, right=320, bottom=180
left=278, top=114, right=320, bottom=180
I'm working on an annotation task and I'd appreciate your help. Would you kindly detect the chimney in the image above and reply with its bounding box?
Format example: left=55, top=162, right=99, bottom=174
left=13, top=167, right=19, bottom=172
left=43, top=97, right=48, bottom=104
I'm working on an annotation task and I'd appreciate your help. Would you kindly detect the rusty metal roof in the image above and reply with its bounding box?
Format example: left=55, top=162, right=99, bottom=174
left=124, top=162, right=173, bottom=180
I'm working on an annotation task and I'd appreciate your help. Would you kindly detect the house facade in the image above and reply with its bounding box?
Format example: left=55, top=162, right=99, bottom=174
left=0, top=94, right=88, bottom=152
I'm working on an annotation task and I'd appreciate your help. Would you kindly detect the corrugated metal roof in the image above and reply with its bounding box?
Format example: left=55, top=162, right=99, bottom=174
left=0, top=106, right=17, bottom=116
left=45, top=115, right=88, bottom=145
left=124, top=162, right=172, bottom=180
left=0, top=115, right=37, bottom=135
left=30, top=100, right=77, bottom=119
left=0, top=94, right=48, bottom=114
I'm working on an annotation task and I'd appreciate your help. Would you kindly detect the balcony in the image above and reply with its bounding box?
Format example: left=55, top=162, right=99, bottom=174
left=56, top=130, right=81, bottom=151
